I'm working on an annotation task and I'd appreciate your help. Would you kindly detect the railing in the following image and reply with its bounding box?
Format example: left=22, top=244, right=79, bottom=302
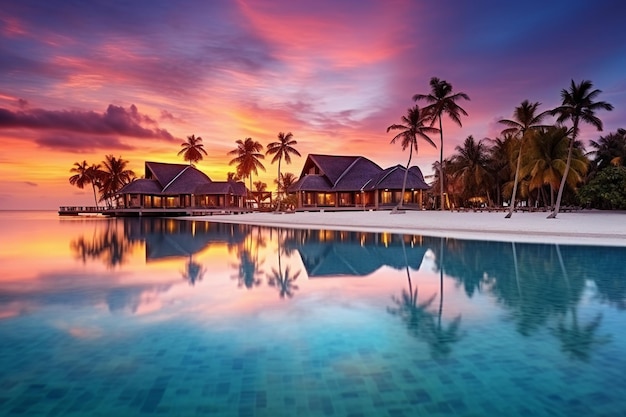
left=58, top=206, right=105, bottom=212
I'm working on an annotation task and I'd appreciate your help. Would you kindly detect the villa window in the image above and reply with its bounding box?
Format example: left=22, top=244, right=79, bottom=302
left=317, top=193, right=335, bottom=206
left=339, top=193, right=352, bottom=206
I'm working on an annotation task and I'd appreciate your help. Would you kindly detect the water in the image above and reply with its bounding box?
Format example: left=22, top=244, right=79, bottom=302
left=0, top=211, right=625, bottom=416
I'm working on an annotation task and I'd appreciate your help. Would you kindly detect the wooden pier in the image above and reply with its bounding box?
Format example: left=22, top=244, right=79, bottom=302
left=58, top=206, right=254, bottom=217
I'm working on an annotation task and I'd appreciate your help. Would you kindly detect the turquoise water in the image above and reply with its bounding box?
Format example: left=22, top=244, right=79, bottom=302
left=0, top=211, right=625, bottom=416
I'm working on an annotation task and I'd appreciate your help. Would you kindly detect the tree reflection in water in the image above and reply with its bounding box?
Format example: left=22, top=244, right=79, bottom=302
left=388, top=237, right=462, bottom=359
left=267, top=229, right=300, bottom=299
left=439, top=237, right=618, bottom=361
left=230, top=224, right=265, bottom=289
left=552, top=244, right=609, bottom=361
left=182, top=255, right=206, bottom=286
left=70, top=219, right=136, bottom=268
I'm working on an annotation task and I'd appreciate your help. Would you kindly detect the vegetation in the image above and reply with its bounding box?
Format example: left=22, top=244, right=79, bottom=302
left=178, top=134, right=208, bottom=165
left=265, top=132, right=301, bottom=211
left=228, top=138, right=266, bottom=196
left=548, top=80, right=613, bottom=218
left=498, top=100, right=550, bottom=217
left=386, top=105, right=438, bottom=211
left=578, top=166, right=626, bottom=209
left=69, top=156, right=135, bottom=207
left=414, top=77, right=470, bottom=210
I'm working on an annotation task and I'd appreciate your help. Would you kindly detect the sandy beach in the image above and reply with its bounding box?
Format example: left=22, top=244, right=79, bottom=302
left=190, top=209, right=626, bottom=246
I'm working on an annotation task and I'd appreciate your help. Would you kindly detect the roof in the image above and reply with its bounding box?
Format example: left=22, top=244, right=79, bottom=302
left=290, top=154, right=383, bottom=192
left=364, top=165, right=430, bottom=191
left=118, top=161, right=213, bottom=195
left=117, top=179, right=162, bottom=194
left=334, top=157, right=383, bottom=191
left=195, top=181, right=247, bottom=196
left=289, top=175, right=333, bottom=192
left=285, top=229, right=429, bottom=277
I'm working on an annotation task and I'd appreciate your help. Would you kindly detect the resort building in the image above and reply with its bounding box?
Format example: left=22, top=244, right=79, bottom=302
left=288, top=154, right=430, bottom=210
left=116, top=162, right=247, bottom=215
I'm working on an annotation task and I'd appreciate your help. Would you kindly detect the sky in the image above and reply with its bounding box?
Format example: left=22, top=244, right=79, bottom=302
left=1, top=0, right=624, bottom=210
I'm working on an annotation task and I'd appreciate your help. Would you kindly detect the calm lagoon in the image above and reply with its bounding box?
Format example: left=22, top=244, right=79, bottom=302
left=0, top=211, right=625, bottom=416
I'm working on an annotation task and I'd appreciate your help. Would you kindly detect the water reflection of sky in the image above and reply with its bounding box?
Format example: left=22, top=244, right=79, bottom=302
left=1, top=211, right=625, bottom=416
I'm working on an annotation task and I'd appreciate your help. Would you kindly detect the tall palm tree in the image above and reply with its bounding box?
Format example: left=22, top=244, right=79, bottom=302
left=548, top=80, right=613, bottom=218
left=228, top=138, right=266, bottom=203
left=266, top=132, right=301, bottom=212
left=386, top=105, right=438, bottom=211
left=499, top=100, right=551, bottom=218
left=178, top=134, right=208, bottom=165
left=69, top=160, right=102, bottom=207
left=448, top=136, right=493, bottom=206
left=413, top=77, right=470, bottom=210
left=100, top=155, right=135, bottom=207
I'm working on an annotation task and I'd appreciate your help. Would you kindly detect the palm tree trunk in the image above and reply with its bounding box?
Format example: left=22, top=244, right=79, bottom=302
left=91, top=184, right=99, bottom=209
left=549, top=121, right=578, bottom=219
left=439, top=118, right=445, bottom=211
left=506, top=138, right=523, bottom=218
left=395, top=145, right=412, bottom=212
left=275, top=157, right=282, bottom=212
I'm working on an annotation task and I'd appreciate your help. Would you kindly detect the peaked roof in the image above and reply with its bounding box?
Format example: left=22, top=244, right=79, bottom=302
left=364, top=165, right=430, bottom=191
left=118, top=179, right=162, bottom=194
left=145, top=162, right=196, bottom=186
left=118, top=161, right=213, bottom=195
left=286, top=230, right=429, bottom=278
left=290, top=154, right=383, bottom=192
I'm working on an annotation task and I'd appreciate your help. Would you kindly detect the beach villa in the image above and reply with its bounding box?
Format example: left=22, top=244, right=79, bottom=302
left=288, top=154, right=430, bottom=210
left=114, top=161, right=247, bottom=215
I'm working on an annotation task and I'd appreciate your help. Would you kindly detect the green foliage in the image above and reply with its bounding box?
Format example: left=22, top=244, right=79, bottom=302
left=578, top=166, right=626, bottom=209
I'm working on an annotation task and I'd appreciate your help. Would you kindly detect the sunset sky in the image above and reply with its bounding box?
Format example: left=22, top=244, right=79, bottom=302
left=1, top=0, right=624, bottom=210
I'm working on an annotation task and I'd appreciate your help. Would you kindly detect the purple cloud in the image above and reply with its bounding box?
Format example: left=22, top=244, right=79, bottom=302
left=0, top=104, right=175, bottom=140
left=36, top=133, right=135, bottom=152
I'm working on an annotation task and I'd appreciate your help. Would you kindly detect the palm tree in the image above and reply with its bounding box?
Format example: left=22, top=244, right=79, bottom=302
left=548, top=80, right=613, bottom=218
left=69, top=160, right=102, bottom=207
left=486, top=134, right=516, bottom=207
left=386, top=105, right=438, bottom=211
left=499, top=100, right=551, bottom=218
left=588, top=129, right=626, bottom=170
left=100, top=155, right=135, bottom=207
left=447, top=136, right=493, bottom=206
left=266, top=132, right=301, bottom=212
left=413, top=77, right=470, bottom=210
left=253, top=180, right=267, bottom=206
left=228, top=138, right=266, bottom=205
left=276, top=172, right=298, bottom=194
left=178, top=134, right=208, bottom=165
left=521, top=127, right=588, bottom=207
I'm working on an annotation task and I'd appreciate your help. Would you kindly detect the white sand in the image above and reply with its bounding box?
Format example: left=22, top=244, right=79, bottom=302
left=190, top=209, right=626, bottom=246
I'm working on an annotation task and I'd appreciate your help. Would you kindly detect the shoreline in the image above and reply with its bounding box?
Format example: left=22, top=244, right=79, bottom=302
left=186, top=209, right=626, bottom=247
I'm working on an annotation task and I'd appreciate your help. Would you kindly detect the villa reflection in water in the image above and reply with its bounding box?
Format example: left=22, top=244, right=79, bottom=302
left=64, top=218, right=626, bottom=361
